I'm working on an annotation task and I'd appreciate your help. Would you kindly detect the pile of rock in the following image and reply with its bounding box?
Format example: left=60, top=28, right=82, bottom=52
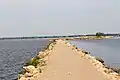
left=19, top=65, right=40, bottom=80
left=65, top=40, right=120, bottom=80
left=82, top=51, right=120, bottom=80
left=18, top=39, right=57, bottom=80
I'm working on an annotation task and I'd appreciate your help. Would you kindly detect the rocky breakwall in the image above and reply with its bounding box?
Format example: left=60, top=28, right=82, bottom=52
left=64, top=40, right=120, bottom=80
left=18, top=39, right=57, bottom=80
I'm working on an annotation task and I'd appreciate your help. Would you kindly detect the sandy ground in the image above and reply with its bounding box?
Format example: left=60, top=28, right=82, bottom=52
left=34, top=40, right=110, bottom=80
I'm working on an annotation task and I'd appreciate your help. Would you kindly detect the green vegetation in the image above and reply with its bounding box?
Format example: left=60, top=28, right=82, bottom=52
left=25, top=56, right=40, bottom=67
left=25, top=40, right=56, bottom=67
left=96, top=32, right=104, bottom=38
left=18, top=39, right=56, bottom=80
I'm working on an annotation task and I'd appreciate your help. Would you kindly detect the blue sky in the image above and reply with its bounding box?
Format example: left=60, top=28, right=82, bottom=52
left=0, top=0, right=120, bottom=37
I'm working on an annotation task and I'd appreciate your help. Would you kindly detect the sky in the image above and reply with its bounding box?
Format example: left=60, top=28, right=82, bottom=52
left=0, top=0, right=120, bottom=37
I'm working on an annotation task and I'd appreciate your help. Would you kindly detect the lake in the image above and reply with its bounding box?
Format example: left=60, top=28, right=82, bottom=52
left=70, top=39, right=120, bottom=69
left=0, top=39, right=50, bottom=80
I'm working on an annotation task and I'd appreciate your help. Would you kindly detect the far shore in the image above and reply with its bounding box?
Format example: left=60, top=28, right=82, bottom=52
left=0, top=35, right=116, bottom=40
left=50, top=36, right=114, bottom=40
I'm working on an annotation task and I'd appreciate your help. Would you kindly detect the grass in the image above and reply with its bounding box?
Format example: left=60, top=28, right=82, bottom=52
left=18, top=39, right=56, bottom=80
left=25, top=40, right=56, bottom=67
left=25, top=56, right=40, bottom=67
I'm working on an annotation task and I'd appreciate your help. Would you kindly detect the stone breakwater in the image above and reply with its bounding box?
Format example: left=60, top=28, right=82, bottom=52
left=64, top=40, right=120, bottom=80
left=18, top=40, right=56, bottom=80
left=18, top=39, right=120, bottom=80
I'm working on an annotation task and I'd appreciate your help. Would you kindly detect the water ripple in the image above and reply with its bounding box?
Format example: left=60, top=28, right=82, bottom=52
left=0, top=39, right=50, bottom=80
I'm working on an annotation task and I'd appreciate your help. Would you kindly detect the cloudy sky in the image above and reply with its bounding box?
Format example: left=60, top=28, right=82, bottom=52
left=0, top=0, right=120, bottom=37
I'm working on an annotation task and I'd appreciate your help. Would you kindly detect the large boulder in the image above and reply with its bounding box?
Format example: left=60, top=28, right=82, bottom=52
left=23, top=65, right=36, bottom=74
left=25, top=72, right=33, bottom=77
left=82, top=50, right=90, bottom=55
left=19, top=77, right=26, bottom=80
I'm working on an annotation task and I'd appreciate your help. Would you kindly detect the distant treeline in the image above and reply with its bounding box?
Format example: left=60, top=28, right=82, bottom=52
left=0, top=33, right=120, bottom=40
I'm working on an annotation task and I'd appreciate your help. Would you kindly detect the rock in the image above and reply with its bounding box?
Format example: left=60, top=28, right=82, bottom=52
left=104, top=65, right=110, bottom=69
left=38, top=51, right=49, bottom=59
left=18, top=74, right=24, bottom=79
left=28, top=77, right=34, bottom=80
left=111, top=68, right=120, bottom=74
left=82, top=50, right=90, bottom=54
left=48, top=45, right=53, bottom=50
left=95, top=57, right=104, bottom=64
left=25, top=73, right=33, bottom=77
left=19, top=77, right=26, bottom=80
left=32, top=68, right=39, bottom=74
left=110, top=72, right=118, bottom=76
left=23, top=65, right=35, bottom=73
left=103, top=68, right=113, bottom=74
left=38, top=54, right=45, bottom=58
left=103, top=68, right=110, bottom=74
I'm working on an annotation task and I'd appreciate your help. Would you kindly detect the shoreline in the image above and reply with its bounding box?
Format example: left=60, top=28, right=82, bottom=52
left=64, top=40, right=120, bottom=80
left=18, top=39, right=120, bottom=80
left=64, top=36, right=113, bottom=40
left=18, top=39, right=57, bottom=80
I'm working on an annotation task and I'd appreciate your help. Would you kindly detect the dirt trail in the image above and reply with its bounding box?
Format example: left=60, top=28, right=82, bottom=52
left=35, top=40, right=110, bottom=80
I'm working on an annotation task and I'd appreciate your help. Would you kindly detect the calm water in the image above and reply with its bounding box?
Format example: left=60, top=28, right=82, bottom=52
left=70, top=39, right=120, bottom=68
left=0, top=39, right=50, bottom=80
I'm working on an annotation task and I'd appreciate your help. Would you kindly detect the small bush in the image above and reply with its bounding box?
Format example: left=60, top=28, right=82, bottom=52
left=25, top=56, right=40, bottom=67
left=25, top=39, right=56, bottom=68
left=96, top=32, right=104, bottom=37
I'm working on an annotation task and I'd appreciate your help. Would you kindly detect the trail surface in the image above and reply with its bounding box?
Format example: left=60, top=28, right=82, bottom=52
left=35, top=40, right=110, bottom=80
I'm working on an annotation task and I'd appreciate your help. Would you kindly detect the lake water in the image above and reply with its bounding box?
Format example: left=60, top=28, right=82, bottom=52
left=69, top=39, right=120, bottom=69
left=0, top=39, right=50, bottom=80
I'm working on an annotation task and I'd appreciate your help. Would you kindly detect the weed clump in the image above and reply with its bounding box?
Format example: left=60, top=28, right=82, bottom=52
left=25, top=56, right=40, bottom=67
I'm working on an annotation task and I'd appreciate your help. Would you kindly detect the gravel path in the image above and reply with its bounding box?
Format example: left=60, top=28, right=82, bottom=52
left=35, top=40, right=110, bottom=80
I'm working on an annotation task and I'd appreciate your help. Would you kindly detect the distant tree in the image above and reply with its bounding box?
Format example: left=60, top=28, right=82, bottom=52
left=96, top=32, right=104, bottom=37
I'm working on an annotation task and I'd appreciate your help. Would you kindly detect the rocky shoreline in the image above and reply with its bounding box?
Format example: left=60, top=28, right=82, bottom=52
left=18, top=39, right=120, bottom=80
left=18, top=40, right=57, bottom=80
left=64, top=40, right=120, bottom=80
